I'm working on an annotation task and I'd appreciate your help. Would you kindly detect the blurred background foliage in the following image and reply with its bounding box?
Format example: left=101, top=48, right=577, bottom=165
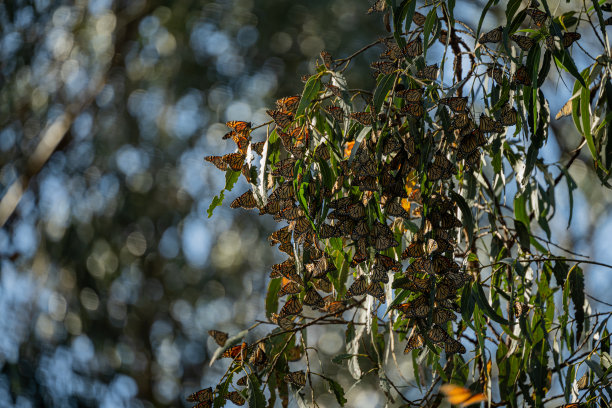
left=0, top=0, right=611, bottom=407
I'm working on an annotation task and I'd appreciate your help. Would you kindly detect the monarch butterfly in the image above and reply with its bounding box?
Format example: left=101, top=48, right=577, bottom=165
left=401, top=102, right=424, bottom=118
left=512, top=65, right=531, bottom=86
left=576, top=372, right=588, bottom=390
left=513, top=301, right=529, bottom=317
left=371, top=265, right=389, bottom=283
left=276, top=95, right=300, bottom=113
left=443, top=272, right=472, bottom=289
left=354, top=176, right=378, bottom=191
left=319, top=223, right=340, bottom=239
left=478, top=26, right=503, bottom=44
left=304, top=287, right=325, bottom=309
left=270, top=182, right=295, bottom=201
left=416, top=64, right=438, bottom=80
left=221, top=342, right=248, bottom=361
left=325, top=83, right=342, bottom=97
left=249, top=342, right=267, bottom=367
left=394, top=273, right=430, bottom=293
left=406, top=258, right=433, bottom=275
left=187, top=387, right=214, bottom=403
left=486, top=64, right=505, bottom=84
left=250, top=141, right=265, bottom=156
left=320, top=50, right=333, bottom=69
left=402, top=239, right=434, bottom=259
left=428, top=154, right=456, bottom=181
left=261, top=198, right=292, bottom=216
left=375, top=254, right=402, bottom=271
left=290, top=217, right=313, bottom=239
left=270, top=258, right=296, bottom=278
left=219, top=153, right=245, bottom=171
left=344, top=203, right=367, bottom=219
left=479, top=114, right=504, bottom=133
left=563, top=32, right=581, bottom=48
left=278, top=281, right=301, bottom=297
left=222, top=129, right=237, bottom=140
left=457, top=129, right=487, bottom=159
left=278, top=241, right=294, bottom=256
left=267, top=109, right=293, bottom=128
left=382, top=136, right=403, bottom=155
left=326, top=105, right=345, bottom=121
left=412, top=11, right=427, bottom=26
left=439, top=97, right=468, bottom=112
left=385, top=199, right=411, bottom=218
left=284, top=371, right=306, bottom=387
left=510, top=34, right=536, bottom=51
left=230, top=190, right=258, bottom=210
left=236, top=375, right=247, bottom=386
left=271, top=158, right=296, bottom=179
left=465, top=150, right=481, bottom=170
left=371, top=60, right=397, bottom=75
left=225, top=391, right=246, bottom=406
left=394, top=297, right=430, bottom=317
left=526, top=7, right=547, bottom=27
left=350, top=220, right=370, bottom=241
left=366, top=282, right=386, bottom=302
left=204, top=155, right=228, bottom=171
left=291, top=125, right=310, bottom=147
left=208, top=330, right=228, bottom=347
left=280, top=297, right=303, bottom=317
left=323, top=299, right=345, bottom=316
left=269, top=226, right=292, bottom=246
left=435, top=281, right=456, bottom=300
left=380, top=39, right=403, bottom=60
left=226, top=121, right=251, bottom=133
left=271, top=313, right=295, bottom=330
left=433, top=308, right=457, bottom=325
left=396, top=88, right=424, bottom=102
left=313, top=276, right=332, bottom=293
left=500, top=104, right=517, bottom=126
left=427, top=325, right=450, bottom=343
left=350, top=112, right=375, bottom=126
left=404, top=37, right=423, bottom=57
left=443, top=338, right=467, bottom=354
left=431, top=254, right=460, bottom=274
left=449, top=113, right=470, bottom=130
left=346, top=276, right=368, bottom=298
left=306, top=256, right=336, bottom=278
left=440, top=384, right=486, bottom=406
left=404, top=333, right=425, bottom=352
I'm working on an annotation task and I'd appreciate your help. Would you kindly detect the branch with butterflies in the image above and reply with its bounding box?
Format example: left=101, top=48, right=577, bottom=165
left=197, top=1, right=612, bottom=407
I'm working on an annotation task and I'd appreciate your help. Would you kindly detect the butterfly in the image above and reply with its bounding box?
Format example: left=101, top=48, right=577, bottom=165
left=187, top=387, right=214, bottom=403
left=375, top=254, right=402, bottom=272
left=404, top=36, right=423, bottom=57
left=325, top=83, right=342, bottom=97
left=457, top=129, right=487, bottom=159
left=385, top=199, right=411, bottom=218
left=435, top=281, right=457, bottom=300
left=431, top=254, right=460, bottom=274
left=271, top=158, right=297, bottom=179
left=563, top=32, right=581, bottom=48
left=320, top=50, right=333, bottom=69
left=526, top=7, right=547, bottom=27
left=326, top=105, right=345, bottom=121
left=433, top=308, right=457, bottom=325
left=402, top=239, right=437, bottom=259
left=284, top=371, right=306, bottom=387
left=271, top=260, right=298, bottom=282
left=371, top=60, right=397, bottom=75
left=304, top=287, right=326, bottom=309
left=412, top=12, right=427, bottom=26
left=276, top=95, right=300, bottom=113
left=323, top=299, right=346, bottom=316
left=406, top=258, right=433, bottom=275
left=500, top=104, right=518, bottom=126
left=278, top=281, right=302, bottom=297
left=236, top=376, right=247, bottom=386
left=313, top=276, right=332, bottom=293
left=290, top=217, right=313, bottom=238
left=404, top=333, right=425, bottom=352
left=249, top=342, right=267, bottom=367
left=382, top=136, right=403, bottom=155
left=346, top=276, right=368, bottom=298
left=225, top=391, right=246, bottom=406
left=443, top=338, right=466, bottom=354
left=443, top=272, right=472, bottom=289
left=280, top=297, right=303, bottom=317
left=394, top=297, right=430, bottom=317
left=576, top=372, right=589, bottom=390
left=393, top=273, right=430, bottom=293
left=450, top=113, right=470, bottom=130
left=306, top=256, right=336, bottom=279
left=221, top=342, right=248, bottom=361
left=486, top=64, right=505, bottom=84
left=208, top=330, right=228, bottom=347
left=371, top=265, right=389, bottom=283
left=218, top=153, right=244, bottom=171
left=512, top=66, right=531, bottom=86
left=270, top=313, right=295, bottom=330
left=380, top=39, right=404, bottom=60
left=270, top=182, right=295, bottom=201
left=479, top=114, right=504, bottom=133
left=428, top=154, right=456, bottom=181
left=440, top=384, right=487, bottom=407
left=439, top=97, right=468, bottom=112
left=366, top=282, right=386, bottom=302
left=350, top=112, right=375, bottom=126
left=396, top=88, right=424, bottom=102
left=230, top=190, right=258, bottom=210
left=267, top=109, right=293, bottom=128
left=416, top=64, right=438, bottom=80
left=401, top=102, right=424, bottom=118
left=286, top=345, right=303, bottom=362
left=269, top=227, right=292, bottom=246
left=226, top=121, right=251, bottom=133
left=251, top=141, right=266, bottom=156
left=478, top=26, right=503, bottom=44
left=511, top=34, right=536, bottom=51
left=204, top=155, right=228, bottom=171
left=427, top=325, right=451, bottom=343
left=513, top=301, right=529, bottom=317
left=319, top=223, right=340, bottom=239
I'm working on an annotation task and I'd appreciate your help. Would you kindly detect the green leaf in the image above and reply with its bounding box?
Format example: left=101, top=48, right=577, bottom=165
left=373, top=73, right=396, bottom=113
left=513, top=192, right=530, bottom=228
left=332, top=353, right=354, bottom=364
left=553, top=48, right=587, bottom=88
left=326, top=378, right=347, bottom=406
left=296, top=75, right=321, bottom=117
left=568, top=265, right=585, bottom=344
left=423, top=8, right=438, bottom=53
left=207, top=170, right=241, bottom=217
left=248, top=375, right=266, bottom=408
left=266, top=278, right=281, bottom=318
left=473, top=284, right=510, bottom=325
left=515, top=220, right=530, bottom=252
left=450, top=191, right=473, bottom=245
left=580, top=74, right=598, bottom=161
